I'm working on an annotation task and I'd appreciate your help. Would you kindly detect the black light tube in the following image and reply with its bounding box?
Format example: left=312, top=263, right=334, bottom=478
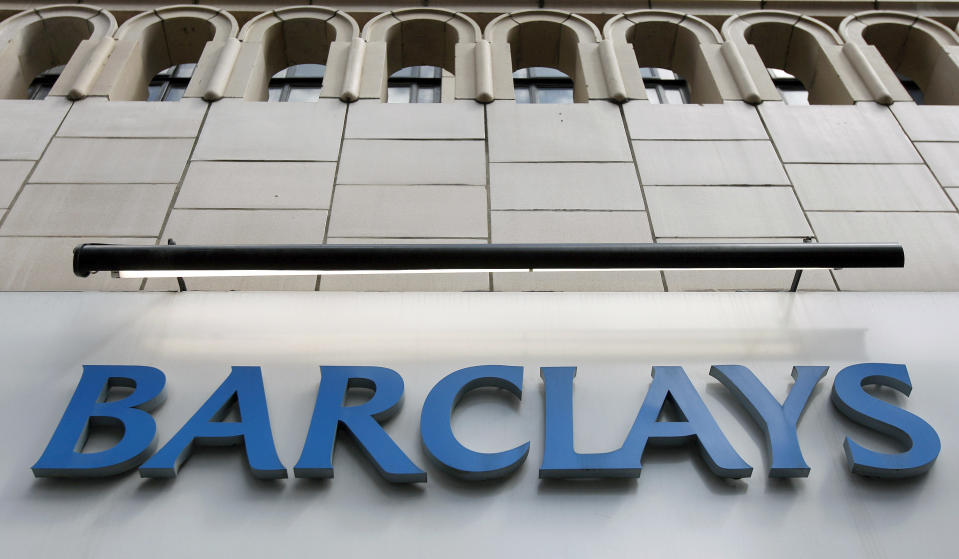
left=73, top=243, right=905, bottom=278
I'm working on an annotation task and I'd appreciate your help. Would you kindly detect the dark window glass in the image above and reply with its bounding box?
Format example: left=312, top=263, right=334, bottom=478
left=896, top=73, right=924, bottom=104
left=26, top=65, right=65, bottom=100
left=147, top=63, right=196, bottom=102
left=641, top=67, right=689, bottom=104
left=387, top=66, right=442, bottom=103
left=268, top=64, right=326, bottom=102
left=768, top=68, right=809, bottom=105
left=512, top=67, right=574, bottom=104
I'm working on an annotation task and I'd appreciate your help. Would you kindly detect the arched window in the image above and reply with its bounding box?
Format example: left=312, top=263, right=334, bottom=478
left=232, top=7, right=355, bottom=102
left=512, top=67, right=574, bottom=104
left=723, top=11, right=872, bottom=105
left=602, top=11, right=743, bottom=103
left=642, top=68, right=690, bottom=104
left=361, top=9, right=482, bottom=102
left=485, top=10, right=607, bottom=102
left=840, top=12, right=959, bottom=105
left=96, top=7, right=237, bottom=101
left=268, top=64, right=325, bottom=102
left=387, top=66, right=443, bottom=103
left=767, top=68, right=809, bottom=105
left=0, top=6, right=116, bottom=100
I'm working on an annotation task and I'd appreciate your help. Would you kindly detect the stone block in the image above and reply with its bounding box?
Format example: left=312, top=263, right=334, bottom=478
left=0, top=99, right=69, bottom=159
left=488, top=103, right=632, bottom=162
left=31, top=138, right=193, bottom=183
left=808, top=211, right=959, bottom=291
left=634, top=141, right=789, bottom=185
left=0, top=236, right=151, bottom=291
left=146, top=209, right=329, bottom=291
left=345, top=100, right=485, bottom=139
left=328, top=185, right=488, bottom=238
left=58, top=98, right=206, bottom=138
left=0, top=161, right=33, bottom=207
left=0, top=184, right=174, bottom=236
left=646, top=186, right=811, bottom=237
left=489, top=210, right=660, bottom=291
left=759, top=103, right=921, bottom=163
left=176, top=162, right=335, bottom=209
left=916, top=143, right=959, bottom=187
left=658, top=238, right=836, bottom=292
left=490, top=163, right=644, bottom=210
left=624, top=102, right=768, bottom=140
left=337, top=141, right=486, bottom=185
left=491, top=210, right=652, bottom=243
left=192, top=99, right=345, bottom=161
left=786, top=164, right=953, bottom=211
left=891, top=104, right=959, bottom=141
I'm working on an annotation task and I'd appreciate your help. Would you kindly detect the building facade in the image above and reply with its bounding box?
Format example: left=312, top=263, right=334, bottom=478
left=0, top=0, right=958, bottom=291
left=0, top=1, right=957, bottom=557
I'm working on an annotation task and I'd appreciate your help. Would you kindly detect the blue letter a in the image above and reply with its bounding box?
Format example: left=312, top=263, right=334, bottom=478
left=140, top=367, right=286, bottom=479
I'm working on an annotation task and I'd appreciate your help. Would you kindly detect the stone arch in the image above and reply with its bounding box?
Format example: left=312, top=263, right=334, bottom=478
left=0, top=5, right=116, bottom=99
left=91, top=5, right=238, bottom=101
left=722, top=10, right=877, bottom=104
left=604, top=10, right=745, bottom=103
left=357, top=8, right=484, bottom=102
left=227, top=7, right=359, bottom=101
left=841, top=11, right=959, bottom=104
left=484, top=10, right=607, bottom=102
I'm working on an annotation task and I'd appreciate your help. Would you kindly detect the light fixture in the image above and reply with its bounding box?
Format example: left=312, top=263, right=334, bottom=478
left=73, top=242, right=904, bottom=292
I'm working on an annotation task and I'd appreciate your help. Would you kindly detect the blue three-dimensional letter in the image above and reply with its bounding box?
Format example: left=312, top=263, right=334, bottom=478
left=32, top=365, right=166, bottom=477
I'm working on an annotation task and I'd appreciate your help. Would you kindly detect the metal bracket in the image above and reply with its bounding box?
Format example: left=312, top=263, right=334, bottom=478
left=167, top=239, right=187, bottom=292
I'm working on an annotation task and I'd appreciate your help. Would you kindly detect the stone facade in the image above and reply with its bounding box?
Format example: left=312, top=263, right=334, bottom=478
left=1, top=1, right=959, bottom=292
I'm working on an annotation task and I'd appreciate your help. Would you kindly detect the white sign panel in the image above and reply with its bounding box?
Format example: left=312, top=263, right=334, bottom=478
left=0, top=292, right=954, bottom=557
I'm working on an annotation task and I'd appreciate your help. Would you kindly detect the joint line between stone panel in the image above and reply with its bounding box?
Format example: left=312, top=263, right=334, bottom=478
left=318, top=102, right=352, bottom=291
left=618, top=103, right=667, bottom=292
left=151, top=102, right=213, bottom=291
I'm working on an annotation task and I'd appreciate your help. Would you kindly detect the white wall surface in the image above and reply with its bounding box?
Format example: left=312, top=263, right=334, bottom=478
left=0, top=291, right=955, bottom=557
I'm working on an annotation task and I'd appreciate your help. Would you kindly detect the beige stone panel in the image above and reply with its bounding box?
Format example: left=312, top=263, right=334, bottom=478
left=488, top=103, right=632, bottom=162
left=624, top=102, right=768, bottom=140
left=646, top=186, right=811, bottom=237
left=192, top=99, right=345, bottom=161
left=345, top=100, right=485, bottom=140
left=759, top=103, right=921, bottom=164
left=320, top=238, right=489, bottom=292
left=0, top=236, right=151, bottom=291
left=0, top=161, right=33, bottom=207
left=161, top=209, right=327, bottom=244
left=891, top=103, right=959, bottom=142
left=337, top=141, right=486, bottom=185
left=786, top=164, right=953, bottom=211
left=176, top=162, right=335, bottom=209
left=807, top=212, right=959, bottom=291
left=328, top=185, right=488, bottom=238
left=31, top=138, right=193, bottom=183
left=58, top=98, right=207, bottom=138
left=491, top=210, right=652, bottom=243
left=634, top=141, right=789, bottom=185
left=489, top=209, right=660, bottom=291
left=0, top=184, right=174, bottom=236
left=145, top=209, right=328, bottom=291
left=493, top=270, right=664, bottom=292
left=0, top=99, right=69, bottom=159
left=658, top=238, right=836, bottom=292
left=490, top=163, right=643, bottom=210
left=916, top=143, right=959, bottom=187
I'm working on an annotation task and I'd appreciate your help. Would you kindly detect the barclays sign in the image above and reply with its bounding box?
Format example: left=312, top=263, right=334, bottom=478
left=32, top=362, right=940, bottom=482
